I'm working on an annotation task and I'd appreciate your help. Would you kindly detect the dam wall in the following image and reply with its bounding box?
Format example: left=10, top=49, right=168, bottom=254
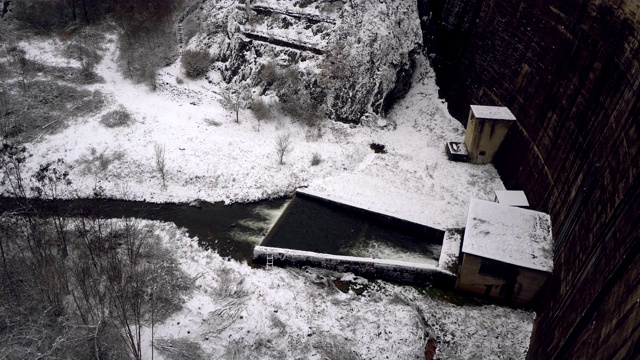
left=418, top=1, right=640, bottom=358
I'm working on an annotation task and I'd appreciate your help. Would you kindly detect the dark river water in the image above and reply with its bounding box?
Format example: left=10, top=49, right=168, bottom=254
left=1, top=194, right=444, bottom=267
left=0, top=196, right=289, bottom=265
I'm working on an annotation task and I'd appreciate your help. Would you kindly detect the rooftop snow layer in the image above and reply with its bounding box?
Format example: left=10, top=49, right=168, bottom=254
left=462, top=199, right=553, bottom=272
left=494, top=190, right=530, bottom=207
left=470, top=105, right=516, bottom=121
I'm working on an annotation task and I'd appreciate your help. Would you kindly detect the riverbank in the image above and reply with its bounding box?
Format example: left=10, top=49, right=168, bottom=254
left=144, top=220, right=534, bottom=359
left=11, top=34, right=503, bottom=230
left=1, top=26, right=534, bottom=360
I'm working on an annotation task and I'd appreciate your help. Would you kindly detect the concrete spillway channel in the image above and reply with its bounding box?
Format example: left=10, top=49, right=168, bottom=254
left=255, top=192, right=457, bottom=288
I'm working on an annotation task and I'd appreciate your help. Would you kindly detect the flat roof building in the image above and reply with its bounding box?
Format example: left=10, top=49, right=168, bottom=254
left=456, top=199, right=553, bottom=305
left=464, top=105, right=516, bottom=164
left=494, top=190, right=530, bottom=207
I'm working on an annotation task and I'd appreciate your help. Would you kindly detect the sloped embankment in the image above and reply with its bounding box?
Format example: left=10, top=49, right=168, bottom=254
left=189, top=0, right=422, bottom=123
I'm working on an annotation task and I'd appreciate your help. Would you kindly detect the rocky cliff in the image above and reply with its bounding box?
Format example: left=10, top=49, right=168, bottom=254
left=188, top=0, right=422, bottom=123
left=419, top=0, right=640, bottom=359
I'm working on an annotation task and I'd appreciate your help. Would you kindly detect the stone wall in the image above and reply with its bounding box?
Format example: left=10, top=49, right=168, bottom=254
left=418, top=0, right=640, bottom=358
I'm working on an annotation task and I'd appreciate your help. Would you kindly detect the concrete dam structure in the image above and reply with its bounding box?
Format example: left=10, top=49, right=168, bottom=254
left=418, top=1, right=640, bottom=359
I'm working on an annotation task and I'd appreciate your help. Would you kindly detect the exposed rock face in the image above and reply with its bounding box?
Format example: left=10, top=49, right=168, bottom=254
left=419, top=0, right=640, bottom=359
left=191, top=0, right=422, bottom=123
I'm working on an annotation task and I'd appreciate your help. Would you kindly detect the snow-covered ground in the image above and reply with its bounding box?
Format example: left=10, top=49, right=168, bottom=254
left=144, top=220, right=533, bottom=359
left=7, top=33, right=533, bottom=359
left=17, top=35, right=502, bottom=230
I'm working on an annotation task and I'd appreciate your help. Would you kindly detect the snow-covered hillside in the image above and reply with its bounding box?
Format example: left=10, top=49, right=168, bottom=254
left=12, top=31, right=502, bottom=229
left=193, top=0, right=422, bottom=123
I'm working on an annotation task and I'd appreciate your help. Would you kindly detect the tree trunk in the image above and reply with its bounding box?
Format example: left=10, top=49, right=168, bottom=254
left=81, top=0, right=90, bottom=24
left=71, top=0, right=77, bottom=22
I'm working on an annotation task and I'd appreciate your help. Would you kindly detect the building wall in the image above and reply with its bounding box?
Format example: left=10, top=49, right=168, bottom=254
left=456, top=254, right=506, bottom=298
left=513, top=266, right=551, bottom=306
left=456, top=253, right=549, bottom=306
left=463, top=113, right=514, bottom=164
left=418, top=0, right=640, bottom=358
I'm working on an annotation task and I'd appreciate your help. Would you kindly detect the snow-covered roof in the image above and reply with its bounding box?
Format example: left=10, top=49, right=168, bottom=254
left=494, top=190, right=529, bottom=207
left=470, top=105, right=516, bottom=121
left=462, top=199, right=553, bottom=272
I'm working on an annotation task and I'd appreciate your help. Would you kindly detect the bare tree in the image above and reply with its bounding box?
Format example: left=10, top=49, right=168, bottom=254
left=0, top=89, right=12, bottom=137
left=220, top=85, right=248, bottom=124
left=154, top=143, right=166, bottom=188
left=249, top=97, right=277, bottom=132
left=10, top=52, right=35, bottom=93
left=275, top=133, right=293, bottom=165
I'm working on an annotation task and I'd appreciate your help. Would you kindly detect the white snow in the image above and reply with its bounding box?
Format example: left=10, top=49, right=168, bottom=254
left=18, top=38, right=83, bottom=68
left=10, top=36, right=505, bottom=233
left=6, top=25, right=537, bottom=358
left=139, top=220, right=534, bottom=359
left=463, top=199, right=553, bottom=272
left=470, top=105, right=516, bottom=121
left=440, top=229, right=462, bottom=272
left=302, top=56, right=506, bottom=230
left=255, top=245, right=446, bottom=272
left=495, top=190, right=530, bottom=207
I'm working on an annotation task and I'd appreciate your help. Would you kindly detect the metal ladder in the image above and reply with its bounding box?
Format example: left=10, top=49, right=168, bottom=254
left=266, top=253, right=274, bottom=270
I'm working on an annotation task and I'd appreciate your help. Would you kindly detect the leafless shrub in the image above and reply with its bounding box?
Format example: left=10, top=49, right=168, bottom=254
left=62, top=42, right=102, bottom=65
left=100, top=107, right=132, bottom=128
left=212, top=267, right=249, bottom=300
left=311, top=152, right=322, bottom=166
left=77, top=147, right=125, bottom=175
left=202, top=299, right=244, bottom=336
left=305, top=124, right=324, bottom=141
left=223, top=339, right=250, bottom=360
left=154, top=143, right=167, bottom=188
left=182, top=14, right=201, bottom=44
left=275, top=132, right=293, bottom=165
left=154, top=337, right=207, bottom=360
left=219, top=85, right=248, bottom=124
left=249, top=97, right=279, bottom=131
left=0, top=89, right=14, bottom=138
left=181, top=49, right=212, bottom=79
left=204, top=118, right=222, bottom=127
left=10, top=51, right=38, bottom=92
left=313, top=336, right=362, bottom=360
left=259, top=61, right=278, bottom=85
left=249, top=97, right=272, bottom=121
left=47, top=64, right=104, bottom=85
left=117, top=13, right=178, bottom=90
left=272, top=66, right=325, bottom=126
left=60, top=40, right=103, bottom=85
left=270, top=313, right=287, bottom=336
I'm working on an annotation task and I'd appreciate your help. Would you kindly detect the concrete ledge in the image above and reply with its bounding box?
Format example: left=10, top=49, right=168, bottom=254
left=440, top=229, right=463, bottom=273
left=254, top=246, right=457, bottom=289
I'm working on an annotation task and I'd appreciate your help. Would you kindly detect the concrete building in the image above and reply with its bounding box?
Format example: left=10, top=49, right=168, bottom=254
left=456, top=199, right=553, bottom=306
left=421, top=1, right=640, bottom=357
left=494, top=190, right=530, bottom=208
left=463, top=105, right=516, bottom=164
